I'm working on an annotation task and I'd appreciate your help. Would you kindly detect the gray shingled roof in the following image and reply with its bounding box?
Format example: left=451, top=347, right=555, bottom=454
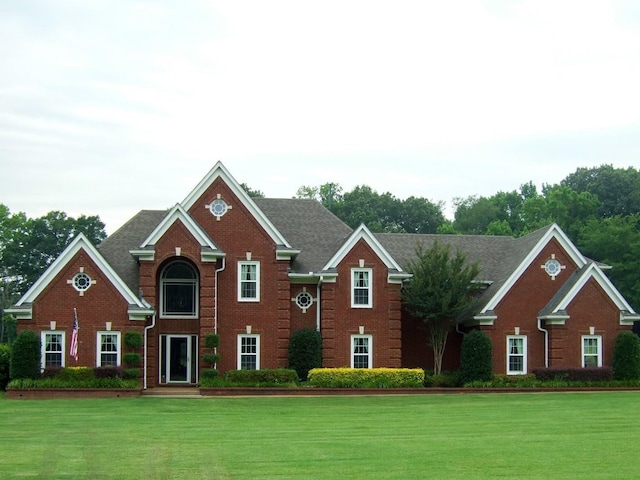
left=98, top=210, right=168, bottom=292
left=254, top=198, right=353, bottom=273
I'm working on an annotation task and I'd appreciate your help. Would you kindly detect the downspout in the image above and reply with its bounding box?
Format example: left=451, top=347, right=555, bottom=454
left=537, top=319, right=549, bottom=368
left=143, top=314, right=156, bottom=390
left=316, top=275, right=323, bottom=332
left=213, top=257, right=226, bottom=371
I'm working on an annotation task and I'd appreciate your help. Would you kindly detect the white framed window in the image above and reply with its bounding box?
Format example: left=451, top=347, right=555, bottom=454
left=582, top=335, right=602, bottom=367
left=351, top=268, right=372, bottom=308
left=506, top=336, right=527, bottom=375
left=97, top=331, right=121, bottom=367
left=351, top=335, right=372, bottom=368
left=160, top=261, right=198, bottom=318
left=41, top=331, right=65, bottom=369
left=238, top=261, right=260, bottom=302
left=237, top=334, right=260, bottom=370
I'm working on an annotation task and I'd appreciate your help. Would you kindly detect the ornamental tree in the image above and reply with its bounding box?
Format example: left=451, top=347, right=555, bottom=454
left=402, top=241, right=480, bottom=375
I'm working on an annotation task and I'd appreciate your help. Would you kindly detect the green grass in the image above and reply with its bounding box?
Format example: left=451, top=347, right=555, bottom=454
left=1, top=392, right=640, bottom=478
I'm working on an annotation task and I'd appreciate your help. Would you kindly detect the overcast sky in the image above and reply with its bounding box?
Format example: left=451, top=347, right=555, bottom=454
left=2, top=1, right=639, bottom=234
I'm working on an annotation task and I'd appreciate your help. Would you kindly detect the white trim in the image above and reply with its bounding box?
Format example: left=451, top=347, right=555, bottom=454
left=96, top=331, right=121, bottom=367
left=12, top=234, right=150, bottom=319
left=351, top=268, right=373, bottom=308
left=481, top=224, right=587, bottom=313
left=582, top=335, right=603, bottom=367
left=181, top=161, right=291, bottom=249
left=41, top=331, right=65, bottom=370
left=351, top=334, right=373, bottom=368
left=323, top=224, right=404, bottom=272
left=506, top=335, right=527, bottom=375
left=237, top=334, right=260, bottom=370
left=238, top=261, right=260, bottom=302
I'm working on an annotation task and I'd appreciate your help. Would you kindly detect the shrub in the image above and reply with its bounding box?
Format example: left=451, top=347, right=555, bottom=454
left=10, top=330, right=41, bottom=380
left=93, top=366, right=124, bottom=379
left=533, top=367, right=613, bottom=382
left=124, top=331, right=143, bottom=349
left=459, top=329, right=492, bottom=385
left=8, top=377, right=140, bottom=389
left=205, top=333, right=220, bottom=349
left=613, top=331, right=640, bottom=380
left=201, top=369, right=219, bottom=380
left=0, top=344, right=11, bottom=390
left=223, top=369, right=299, bottom=386
left=123, top=368, right=141, bottom=380
left=55, top=367, right=95, bottom=382
left=307, top=368, right=424, bottom=388
left=424, top=371, right=461, bottom=388
left=288, top=327, right=322, bottom=381
left=203, top=353, right=220, bottom=365
left=123, top=353, right=142, bottom=368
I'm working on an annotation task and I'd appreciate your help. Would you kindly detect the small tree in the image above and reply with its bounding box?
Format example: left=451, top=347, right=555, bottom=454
left=10, top=330, right=41, bottom=380
left=613, top=331, right=640, bottom=380
left=202, top=333, right=220, bottom=380
left=402, top=241, right=480, bottom=375
left=459, top=329, right=492, bottom=384
left=123, top=331, right=143, bottom=378
left=288, top=327, right=322, bottom=381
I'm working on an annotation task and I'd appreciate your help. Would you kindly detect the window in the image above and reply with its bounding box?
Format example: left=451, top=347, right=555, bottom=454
left=41, top=331, right=65, bottom=369
left=238, top=261, right=260, bottom=302
left=582, top=335, right=602, bottom=367
left=238, top=335, right=260, bottom=370
left=506, top=336, right=527, bottom=375
left=352, top=268, right=372, bottom=308
left=160, top=261, right=198, bottom=318
left=97, top=332, right=121, bottom=367
left=351, top=335, right=372, bottom=368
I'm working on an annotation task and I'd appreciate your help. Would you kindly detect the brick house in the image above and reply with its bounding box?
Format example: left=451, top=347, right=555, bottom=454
left=8, top=162, right=639, bottom=386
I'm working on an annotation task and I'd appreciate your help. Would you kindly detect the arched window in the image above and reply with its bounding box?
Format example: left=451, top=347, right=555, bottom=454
left=160, top=261, right=198, bottom=318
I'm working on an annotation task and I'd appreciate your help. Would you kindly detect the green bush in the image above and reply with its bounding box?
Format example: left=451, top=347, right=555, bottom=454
left=8, top=377, right=140, bottom=389
left=55, top=367, right=95, bottom=382
left=123, top=368, right=140, bottom=380
left=123, top=353, right=142, bottom=368
left=288, top=327, right=322, bottom=381
left=202, top=353, right=220, bottom=365
left=424, top=371, right=461, bottom=388
left=124, top=331, right=143, bottom=349
left=459, top=329, right=492, bottom=385
left=10, top=330, right=41, bottom=380
left=613, top=331, right=640, bottom=380
left=307, top=368, right=424, bottom=388
left=223, top=368, right=298, bottom=386
left=533, top=367, right=613, bottom=381
left=201, top=369, right=219, bottom=380
left=0, top=343, right=11, bottom=390
left=205, top=333, right=220, bottom=349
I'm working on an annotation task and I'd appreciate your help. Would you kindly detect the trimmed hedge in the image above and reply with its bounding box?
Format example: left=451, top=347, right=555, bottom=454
left=223, top=369, right=298, bottom=385
left=307, top=368, right=425, bottom=388
left=613, top=331, right=640, bottom=380
left=288, top=327, right=322, bottom=381
left=10, top=330, right=41, bottom=380
left=124, top=331, right=143, bottom=349
left=0, top=343, right=11, bottom=390
left=459, top=329, right=492, bottom=385
left=8, top=377, right=140, bottom=389
left=533, top=367, right=613, bottom=382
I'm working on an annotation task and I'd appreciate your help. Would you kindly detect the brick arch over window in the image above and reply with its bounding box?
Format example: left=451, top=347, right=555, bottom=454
left=159, top=259, right=199, bottom=318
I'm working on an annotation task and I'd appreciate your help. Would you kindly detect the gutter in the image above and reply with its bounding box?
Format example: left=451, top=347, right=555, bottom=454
left=537, top=319, right=549, bottom=368
left=143, top=314, right=156, bottom=390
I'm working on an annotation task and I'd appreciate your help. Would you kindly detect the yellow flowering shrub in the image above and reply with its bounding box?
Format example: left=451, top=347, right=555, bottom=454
left=307, top=367, right=424, bottom=388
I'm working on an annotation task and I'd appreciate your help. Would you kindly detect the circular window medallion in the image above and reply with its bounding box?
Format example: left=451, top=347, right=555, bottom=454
left=73, top=272, right=93, bottom=292
left=544, top=258, right=562, bottom=277
left=295, top=291, right=313, bottom=310
left=209, top=198, right=228, bottom=217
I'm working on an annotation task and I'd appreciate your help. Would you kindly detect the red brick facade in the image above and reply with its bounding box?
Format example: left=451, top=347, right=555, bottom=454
left=10, top=162, right=638, bottom=386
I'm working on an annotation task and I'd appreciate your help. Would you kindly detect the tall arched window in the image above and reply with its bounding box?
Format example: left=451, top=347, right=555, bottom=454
left=160, top=261, right=198, bottom=318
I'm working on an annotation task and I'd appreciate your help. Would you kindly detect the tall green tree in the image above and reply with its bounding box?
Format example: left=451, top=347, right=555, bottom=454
left=402, top=241, right=480, bottom=374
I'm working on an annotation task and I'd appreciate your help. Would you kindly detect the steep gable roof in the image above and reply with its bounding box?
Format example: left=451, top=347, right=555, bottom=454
left=539, top=262, right=640, bottom=324
left=182, top=161, right=292, bottom=250
left=8, top=233, right=153, bottom=320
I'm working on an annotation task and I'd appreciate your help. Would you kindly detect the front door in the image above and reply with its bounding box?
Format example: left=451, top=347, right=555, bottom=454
left=161, top=335, right=196, bottom=383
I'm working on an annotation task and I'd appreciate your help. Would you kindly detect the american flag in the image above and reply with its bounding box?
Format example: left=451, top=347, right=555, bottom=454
left=70, top=308, right=79, bottom=362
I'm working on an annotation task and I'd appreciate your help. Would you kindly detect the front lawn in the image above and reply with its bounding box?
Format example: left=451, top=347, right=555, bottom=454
left=1, top=392, right=639, bottom=478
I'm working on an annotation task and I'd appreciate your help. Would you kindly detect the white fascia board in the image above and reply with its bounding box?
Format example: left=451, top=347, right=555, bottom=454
left=480, top=224, right=587, bottom=313
left=181, top=161, right=292, bottom=248
left=276, top=248, right=301, bottom=261
left=388, top=272, right=412, bottom=284
left=140, top=204, right=218, bottom=250
left=322, top=224, right=404, bottom=272
left=13, top=233, right=147, bottom=310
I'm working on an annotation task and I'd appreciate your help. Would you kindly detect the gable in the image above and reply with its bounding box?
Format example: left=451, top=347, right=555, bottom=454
left=8, top=234, right=153, bottom=320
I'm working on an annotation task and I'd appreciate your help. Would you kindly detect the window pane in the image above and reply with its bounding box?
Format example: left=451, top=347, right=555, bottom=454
left=164, top=283, right=196, bottom=314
